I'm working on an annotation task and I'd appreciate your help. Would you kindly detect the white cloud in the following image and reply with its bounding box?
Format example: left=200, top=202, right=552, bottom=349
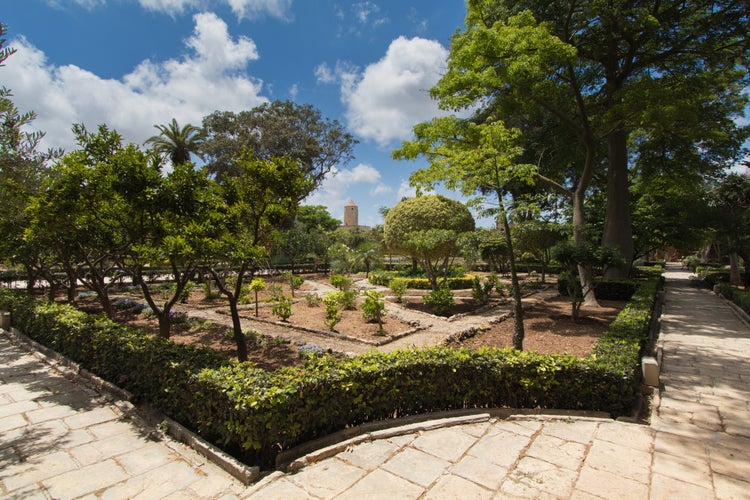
left=305, top=163, right=386, bottom=217
left=341, top=36, right=449, bottom=147
left=397, top=179, right=416, bottom=200
left=352, top=1, right=387, bottom=27
left=50, top=0, right=293, bottom=20
left=4, top=12, right=267, bottom=153
left=224, top=0, right=293, bottom=20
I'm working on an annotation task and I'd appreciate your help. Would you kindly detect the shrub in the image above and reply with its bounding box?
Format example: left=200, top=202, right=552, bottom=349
left=471, top=275, right=496, bottom=305
left=271, top=294, right=293, bottom=322
left=423, top=285, right=454, bottom=316
left=305, top=293, right=322, bottom=307
left=361, top=290, right=386, bottom=328
left=330, top=274, right=351, bottom=291
left=389, top=278, right=408, bottom=303
left=322, top=293, right=343, bottom=331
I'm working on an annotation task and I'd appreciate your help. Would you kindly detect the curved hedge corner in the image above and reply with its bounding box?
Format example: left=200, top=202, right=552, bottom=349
left=0, top=270, right=661, bottom=469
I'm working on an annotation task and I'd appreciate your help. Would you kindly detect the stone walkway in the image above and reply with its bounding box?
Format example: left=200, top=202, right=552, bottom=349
left=2, top=263, right=749, bottom=498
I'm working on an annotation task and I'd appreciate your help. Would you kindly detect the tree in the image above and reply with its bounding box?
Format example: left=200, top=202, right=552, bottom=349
left=0, top=24, right=59, bottom=287
left=513, top=220, right=566, bottom=283
left=438, top=0, right=749, bottom=279
left=145, top=118, right=205, bottom=167
left=709, top=173, right=750, bottom=286
left=202, top=101, right=356, bottom=183
left=205, top=153, right=316, bottom=362
left=383, top=195, right=475, bottom=291
left=394, top=118, right=534, bottom=349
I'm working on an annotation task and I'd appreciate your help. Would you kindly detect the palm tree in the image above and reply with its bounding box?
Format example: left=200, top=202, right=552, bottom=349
left=145, top=118, right=205, bottom=166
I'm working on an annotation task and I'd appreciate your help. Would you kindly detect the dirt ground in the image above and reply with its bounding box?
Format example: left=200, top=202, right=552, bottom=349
left=81, top=274, right=625, bottom=369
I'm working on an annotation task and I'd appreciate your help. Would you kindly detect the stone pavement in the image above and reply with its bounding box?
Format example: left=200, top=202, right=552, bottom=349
left=2, top=262, right=750, bottom=498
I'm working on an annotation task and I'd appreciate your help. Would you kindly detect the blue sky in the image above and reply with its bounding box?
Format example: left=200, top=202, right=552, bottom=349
left=2, top=0, right=472, bottom=227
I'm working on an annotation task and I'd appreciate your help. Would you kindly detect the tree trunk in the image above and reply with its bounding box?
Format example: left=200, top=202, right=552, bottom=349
left=228, top=298, right=248, bottom=362
left=602, top=128, right=634, bottom=278
left=572, top=185, right=598, bottom=307
left=729, top=252, right=742, bottom=285
left=497, top=196, right=524, bottom=350
left=158, top=314, right=171, bottom=339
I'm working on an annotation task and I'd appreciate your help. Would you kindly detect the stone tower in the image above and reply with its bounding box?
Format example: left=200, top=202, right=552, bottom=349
left=344, top=199, right=358, bottom=228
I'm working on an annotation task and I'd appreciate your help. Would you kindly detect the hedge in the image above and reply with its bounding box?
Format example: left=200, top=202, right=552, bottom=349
left=369, top=271, right=476, bottom=290
left=0, top=271, right=661, bottom=469
left=717, top=283, right=750, bottom=316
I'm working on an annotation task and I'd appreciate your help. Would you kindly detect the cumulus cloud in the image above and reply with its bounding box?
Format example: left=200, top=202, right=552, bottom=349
left=340, top=36, right=449, bottom=147
left=304, top=163, right=389, bottom=216
left=4, top=12, right=267, bottom=153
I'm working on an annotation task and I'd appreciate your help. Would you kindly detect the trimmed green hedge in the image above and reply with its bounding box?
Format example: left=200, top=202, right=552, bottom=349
left=370, top=271, right=476, bottom=290
left=717, top=283, right=750, bottom=316
left=0, top=270, right=661, bottom=469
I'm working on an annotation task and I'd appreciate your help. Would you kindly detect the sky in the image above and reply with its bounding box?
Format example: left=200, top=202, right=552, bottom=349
left=1, top=0, right=476, bottom=228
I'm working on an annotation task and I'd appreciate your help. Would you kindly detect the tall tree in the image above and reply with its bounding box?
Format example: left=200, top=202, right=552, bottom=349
left=394, top=119, right=534, bottom=349
left=145, top=118, right=205, bottom=166
left=201, top=101, right=356, bottom=184
left=431, top=0, right=749, bottom=279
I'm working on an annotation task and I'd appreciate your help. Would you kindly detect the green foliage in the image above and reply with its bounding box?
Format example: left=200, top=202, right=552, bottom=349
left=270, top=294, right=293, bottom=322
left=717, top=283, right=750, bottom=316
left=423, top=285, right=455, bottom=316
left=361, top=290, right=386, bottom=325
left=305, top=293, right=322, bottom=307
left=329, top=274, right=352, bottom=290
left=389, top=278, right=408, bottom=303
left=322, top=292, right=343, bottom=331
left=471, top=275, right=498, bottom=305
left=371, top=271, right=475, bottom=290
left=0, top=274, right=660, bottom=469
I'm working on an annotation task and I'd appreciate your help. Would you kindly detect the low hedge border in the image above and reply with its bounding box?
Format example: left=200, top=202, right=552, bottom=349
left=369, top=272, right=477, bottom=290
left=0, top=271, right=661, bottom=470
left=716, top=282, right=750, bottom=316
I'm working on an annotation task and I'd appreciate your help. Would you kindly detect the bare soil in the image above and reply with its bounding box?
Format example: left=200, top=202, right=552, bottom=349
left=77, top=274, right=625, bottom=369
left=446, top=295, right=625, bottom=358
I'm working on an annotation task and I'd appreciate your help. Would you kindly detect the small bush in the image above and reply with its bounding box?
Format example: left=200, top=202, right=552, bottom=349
left=361, top=290, right=386, bottom=326
left=271, top=294, right=293, bottom=321
left=305, top=293, right=322, bottom=307
left=330, top=274, right=352, bottom=291
left=389, top=278, right=408, bottom=303
left=423, top=285, right=454, bottom=316
left=322, top=293, right=343, bottom=331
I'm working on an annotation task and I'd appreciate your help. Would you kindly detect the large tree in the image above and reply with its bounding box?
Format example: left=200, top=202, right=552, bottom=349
left=201, top=101, right=356, bottom=184
left=431, top=0, right=749, bottom=278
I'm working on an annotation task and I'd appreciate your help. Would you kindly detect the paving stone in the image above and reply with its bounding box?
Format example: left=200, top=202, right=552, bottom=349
left=582, top=439, right=651, bottom=482
left=0, top=413, right=27, bottom=432
left=651, top=451, right=712, bottom=489
left=653, top=431, right=707, bottom=459
left=381, top=446, right=451, bottom=488
left=574, top=465, right=648, bottom=499
left=506, top=456, right=578, bottom=498
left=336, top=469, right=423, bottom=500
left=594, top=422, right=653, bottom=451
left=410, top=425, right=478, bottom=462
left=451, top=453, right=509, bottom=490
left=466, top=427, right=532, bottom=467
left=337, top=438, right=403, bottom=471
left=708, top=444, right=750, bottom=482
left=63, top=406, right=120, bottom=430
left=288, top=457, right=366, bottom=497
left=423, top=472, right=493, bottom=499
left=540, top=420, right=598, bottom=444
left=24, top=401, right=80, bottom=423
left=525, top=433, right=586, bottom=471
left=712, top=473, right=750, bottom=500
left=650, top=473, right=713, bottom=499
left=0, top=399, right=41, bottom=419
left=2, top=450, right=79, bottom=492
left=71, top=431, right=152, bottom=467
